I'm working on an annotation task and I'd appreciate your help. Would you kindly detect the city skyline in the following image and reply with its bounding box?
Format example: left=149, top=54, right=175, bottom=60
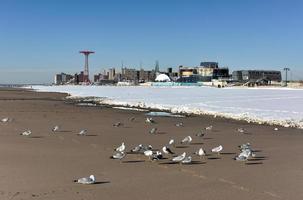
left=1, top=0, right=303, bottom=84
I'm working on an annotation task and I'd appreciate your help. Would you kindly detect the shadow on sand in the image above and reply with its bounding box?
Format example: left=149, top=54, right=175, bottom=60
left=122, top=160, right=145, bottom=163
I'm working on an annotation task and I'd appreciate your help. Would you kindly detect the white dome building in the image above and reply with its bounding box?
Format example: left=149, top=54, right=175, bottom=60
left=155, top=74, right=171, bottom=82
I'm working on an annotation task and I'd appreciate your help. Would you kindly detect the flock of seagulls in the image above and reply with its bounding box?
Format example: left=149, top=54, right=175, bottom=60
left=1, top=114, right=268, bottom=185
left=109, top=117, right=261, bottom=166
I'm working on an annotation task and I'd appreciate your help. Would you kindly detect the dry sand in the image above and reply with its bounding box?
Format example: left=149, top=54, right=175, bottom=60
left=0, top=87, right=302, bottom=200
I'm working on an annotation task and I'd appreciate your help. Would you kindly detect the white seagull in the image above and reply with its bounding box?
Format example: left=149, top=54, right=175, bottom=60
left=181, top=136, right=192, bottom=145
left=145, top=117, right=155, bottom=124
left=115, top=142, right=125, bottom=152
left=168, top=139, right=175, bottom=146
left=182, top=156, right=192, bottom=164
left=52, top=125, right=59, bottom=132
left=149, top=127, right=157, bottom=134
left=1, top=117, right=10, bottom=123
left=175, top=122, right=184, bottom=127
left=211, top=145, right=223, bottom=154
left=162, top=146, right=174, bottom=154
left=74, top=175, right=96, bottom=184
left=205, top=125, right=213, bottom=131
left=112, top=151, right=126, bottom=160
left=172, top=152, right=186, bottom=162
left=21, top=130, right=32, bottom=136
left=237, top=128, right=245, bottom=133
left=77, top=129, right=87, bottom=136
left=195, top=148, right=206, bottom=158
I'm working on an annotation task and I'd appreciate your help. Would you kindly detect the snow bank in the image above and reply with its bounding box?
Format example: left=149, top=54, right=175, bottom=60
left=31, top=85, right=303, bottom=128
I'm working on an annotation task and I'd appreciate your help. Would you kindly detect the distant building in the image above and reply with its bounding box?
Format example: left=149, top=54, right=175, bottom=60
left=232, top=70, right=282, bottom=83
left=54, top=73, right=73, bottom=85
left=178, top=62, right=229, bottom=82
left=108, top=68, right=116, bottom=80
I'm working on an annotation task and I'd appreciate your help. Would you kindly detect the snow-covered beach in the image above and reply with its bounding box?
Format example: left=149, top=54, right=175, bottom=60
left=31, top=85, right=303, bottom=128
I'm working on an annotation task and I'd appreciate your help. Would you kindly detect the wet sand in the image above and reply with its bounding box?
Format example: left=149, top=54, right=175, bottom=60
left=0, top=87, right=302, bottom=200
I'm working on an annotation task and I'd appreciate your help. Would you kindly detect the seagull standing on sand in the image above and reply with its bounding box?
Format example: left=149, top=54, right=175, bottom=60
left=211, top=145, right=223, bottom=155
left=181, top=136, right=192, bottom=145
left=144, top=150, right=153, bottom=160
left=77, top=129, right=87, bottom=136
left=1, top=117, right=10, bottom=123
left=162, top=146, right=174, bottom=155
left=196, top=131, right=205, bottom=137
left=195, top=148, right=206, bottom=158
left=145, top=117, right=155, bottom=124
left=172, top=152, right=186, bottom=162
left=149, top=127, right=157, bottom=134
left=111, top=151, right=126, bottom=160
left=113, top=122, right=122, bottom=127
left=115, top=142, right=125, bottom=152
left=74, top=175, right=96, bottom=184
left=237, top=128, right=245, bottom=133
left=182, top=156, right=192, bottom=164
left=21, top=130, right=31, bottom=136
left=175, top=122, right=184, bottom=127
left=168, top=139, right=175, bottom=146
left=52, top=125, right=59, bottom=132
left=205, top=125, right=213, bottom=131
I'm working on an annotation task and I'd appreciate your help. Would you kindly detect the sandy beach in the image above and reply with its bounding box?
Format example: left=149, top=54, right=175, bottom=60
left=0, top=87, right=303, bottom=200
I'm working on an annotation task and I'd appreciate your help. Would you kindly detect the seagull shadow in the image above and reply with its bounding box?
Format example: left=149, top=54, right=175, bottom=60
left=207, top=157, right=221, bottom=160
left=248, top=158, right=266, bottom=161
left=175, top=146, right=189, bottom=148
left=59, top=130, right=72, bottom=133
left=203, top=137, right=213, bottom=140
left=252, top=150, right=262, bottom=153
left=29, top=136, right=44, bottom=139
left=94, top=181, right=110, bottom=185
left=221, top=152, right=237, bottom=155
left=184, top=161, right=206, bottom=165
left=85, top=134, right=98, bottom=137
left=122, top=160, right=145, bottom=163
left=159, top=161, right=179, bottom=165
left=245, top=162, right=263, bottom=165
left=156, top=132, right=167, bottom=135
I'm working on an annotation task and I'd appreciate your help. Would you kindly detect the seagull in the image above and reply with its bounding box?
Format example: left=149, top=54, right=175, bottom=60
left=113, top=122, right=122, bottom=127
left=237, top=128, right=245, bottom=133
left=162, top=146, right=174, bottom=154
left=152, top=151, right=163, bottom=160
left=144, top=150, right=153, bottom=160
left=77, top=129, right=87, bottom=136
left=195, top=148, right=206, bottom=158
left=211, top=145, right=223, bottom=154
left=74, top=175, right=96, bottom=184
left=205, top=125, right=213, bottom=131
left=274, top=127, right=279, bottom=131
left=182, top=156, right=192, bottom=164
left=181, top=136, right=192, bottom=145
left=149, top=127, right=157, bottom=134
left=129, top=117, right=135, bottom=121
left=168, top=139, right=175, bottom=146
left=1, top=117, right=10, bottom=123
left=196, top=131, right=205, bottom=137
left=52, top=125, right=59, bottom=132
left=172, top=152, right=186, bottom=162
left=115, top=142, right=125, bottom=152
left=145, top=117, right=155, bottom=124
left=131, top=144, right=143, bottom=153
left=21, top=130, right=31, bottom=136
left=175, top=122, right=184, bottom=127
left=111, top=151, right=126, bottom=160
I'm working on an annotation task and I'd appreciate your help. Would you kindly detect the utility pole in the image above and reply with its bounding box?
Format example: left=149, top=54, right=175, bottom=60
left=283, top=67, right=290, bottom=86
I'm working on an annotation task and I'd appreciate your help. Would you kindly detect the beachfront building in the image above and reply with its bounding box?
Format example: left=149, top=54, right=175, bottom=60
left=232, top=70, right=282, bottom=84
left=178, top=62, right=229, bottom=83
left=54, top=73, right=74, bottom=85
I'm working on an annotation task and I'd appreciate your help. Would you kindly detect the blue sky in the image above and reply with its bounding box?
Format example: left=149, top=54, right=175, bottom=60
left=0, top=0, right=302, bottom=83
